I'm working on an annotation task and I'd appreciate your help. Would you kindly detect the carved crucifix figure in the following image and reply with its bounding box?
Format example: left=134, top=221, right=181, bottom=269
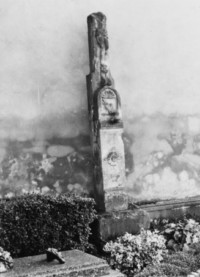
left=86, top=12, right=127, bottom=212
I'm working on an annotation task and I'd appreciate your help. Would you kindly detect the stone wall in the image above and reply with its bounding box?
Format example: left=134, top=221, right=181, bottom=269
left=0, top=0, right=200, bottom=201
left=126, top=114, right=200, bottom=201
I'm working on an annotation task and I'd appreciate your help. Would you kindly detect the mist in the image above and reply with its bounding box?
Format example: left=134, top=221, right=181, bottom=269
left=0, top=0, right=200, bottom=128
left=0, top=0, right=200, bottom=199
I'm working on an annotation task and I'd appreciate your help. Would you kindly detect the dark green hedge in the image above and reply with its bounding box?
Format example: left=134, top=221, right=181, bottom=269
left=0, top=193, right=96, bottom=257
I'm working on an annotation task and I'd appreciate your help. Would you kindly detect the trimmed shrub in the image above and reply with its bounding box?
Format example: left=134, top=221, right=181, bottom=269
left=104, top=230, right=167, bottom=276
left=0, top=193, right=96, bottom=257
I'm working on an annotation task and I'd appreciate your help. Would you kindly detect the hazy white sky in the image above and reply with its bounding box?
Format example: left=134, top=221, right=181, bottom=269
left=0, top=0, right=200, bottom=119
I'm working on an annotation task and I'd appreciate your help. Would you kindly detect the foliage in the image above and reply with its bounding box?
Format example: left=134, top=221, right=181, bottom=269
left=0, top=193, right=96, bottom=257
left=103, top=229, right=167, bottom=276
left=150, top=217, right=170, bottom=232
left=135, top=242, right=200, bottom=277
left=151, top=218, right=200, bottom=251
left=0, top=247, right=13, bottom=270
left=134, top=263, right=165, bottom=277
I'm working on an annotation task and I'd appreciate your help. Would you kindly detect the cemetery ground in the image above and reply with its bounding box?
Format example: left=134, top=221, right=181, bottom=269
left=0, top=194, right=200, bottom=276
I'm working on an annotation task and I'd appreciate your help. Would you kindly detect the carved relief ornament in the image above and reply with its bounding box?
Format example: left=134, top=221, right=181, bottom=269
left=95, top=87, right=122, bottom=125
left=104, top=148, right=122, bottom=167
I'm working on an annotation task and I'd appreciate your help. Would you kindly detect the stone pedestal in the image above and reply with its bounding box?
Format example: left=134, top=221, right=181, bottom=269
left=98, top=209, right=150, bottom=241
left=90, top=207, right=150, bottom=252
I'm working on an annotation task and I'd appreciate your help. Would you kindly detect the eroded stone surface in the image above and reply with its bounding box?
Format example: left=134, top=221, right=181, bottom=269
left=98, top=209, right=150, bottom=241
left=86, top=12, right=127, bottom=212
left=100, top=129, right=126, bottom=191
left=104, top=189, right=128, bottom=212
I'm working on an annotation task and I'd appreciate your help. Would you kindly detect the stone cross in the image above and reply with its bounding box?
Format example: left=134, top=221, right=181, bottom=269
left=86, top=12, right=128, bottom=212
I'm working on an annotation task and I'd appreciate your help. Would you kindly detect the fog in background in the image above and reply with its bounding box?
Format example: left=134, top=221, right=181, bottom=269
left=0, top=1, right=200, bottom=127
left=1, top=0, right=200, bottom=199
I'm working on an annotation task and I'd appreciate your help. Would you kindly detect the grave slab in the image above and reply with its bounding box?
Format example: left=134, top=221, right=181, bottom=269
left=0, top=249, right=124, bottom=277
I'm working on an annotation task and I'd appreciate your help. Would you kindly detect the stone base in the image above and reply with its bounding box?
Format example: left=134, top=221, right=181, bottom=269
left=91, top=208, right=150, bottom=246
left=90, top=197, right=200, bottom=251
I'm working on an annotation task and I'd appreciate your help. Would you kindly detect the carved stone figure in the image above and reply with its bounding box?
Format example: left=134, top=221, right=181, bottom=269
left=46, top=248, right=65, bottom=264
left=94, top=12, right=109, bottom=50
left=100, top=63, right=112, bottom=86
left=96, top=28, right=109, bottom=50
left=89, top=12, right=112, bottom=87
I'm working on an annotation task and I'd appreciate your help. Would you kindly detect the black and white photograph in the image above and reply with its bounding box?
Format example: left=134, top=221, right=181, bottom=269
left=0, top=0, right=199, bottom=276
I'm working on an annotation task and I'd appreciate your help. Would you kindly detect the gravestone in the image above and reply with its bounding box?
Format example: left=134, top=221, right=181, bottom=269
left=86, top=12, right=150, bottom=241
left=86, top=12, right=128, bottom=212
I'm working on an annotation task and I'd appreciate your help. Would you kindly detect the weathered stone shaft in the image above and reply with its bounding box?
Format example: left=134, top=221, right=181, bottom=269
left=86, top=12, right=127, bottom=212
